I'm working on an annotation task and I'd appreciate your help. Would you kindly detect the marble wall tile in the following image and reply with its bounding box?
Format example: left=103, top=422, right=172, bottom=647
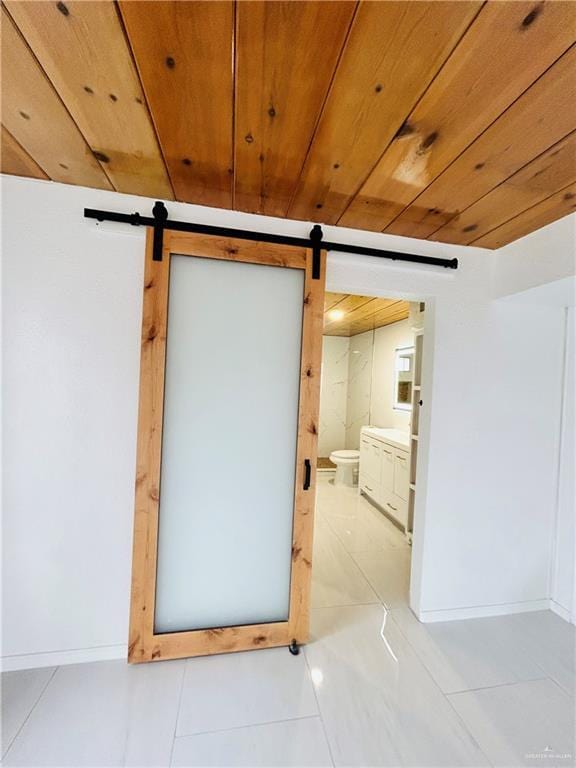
left=345, top=330, right=374, bottom=449
left=318, top=336, right=349, bottom=457
left=320, top=320, right=415, bottom=455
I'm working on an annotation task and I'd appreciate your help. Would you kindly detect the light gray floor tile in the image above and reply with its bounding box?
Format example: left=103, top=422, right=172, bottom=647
left=351, top=548, right=411, bottom=608
left=449, top=678, right=576, bottom=767
left=123, top=660, right=186, bottom=767
left=505, top=611, right=576, bottom=696
left=4, top=476, right=575, bottom=768
left=315, top=477, right=357, bottom=516
left=312, top=519, right=379, bottom=608
left=171, top=717, right=333, bottom=767
left=1, top=667, right=56, bottom=756
left=306, top=604, right=489, bottom=767
left=3, top=658, right=185, bottom=767
left=391, top=606, right=548, bottom=693
left=325, top=498, right=409, bottom=553
left=176, top=646, right=318, bottom=737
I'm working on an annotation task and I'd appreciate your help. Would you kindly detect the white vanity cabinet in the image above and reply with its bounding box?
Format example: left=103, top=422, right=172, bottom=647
left=381, top=445, right=395, bottom=491
left=359, top=428, right=410, bottom=529
left=394, top=452, right=409, bottom=500
left=359, top=436, right=382, bottom=502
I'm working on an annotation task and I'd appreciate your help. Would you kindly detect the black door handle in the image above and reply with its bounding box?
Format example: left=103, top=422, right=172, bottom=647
left=303, top=459, right=311, bottom=490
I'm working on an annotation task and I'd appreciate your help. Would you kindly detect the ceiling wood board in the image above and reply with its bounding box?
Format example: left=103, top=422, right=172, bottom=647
left=327, top=305, right=410, bottom=337
left=472, top=183, right=576, bottom=249
left=325, top=295, right=399, bottom=327
left=119, top=0, right=233, bottom=208
left=234, top=1, right=356, bottom=217
left=5, top=0, right=172, bottom=198
left=340, top=1, right=576, bottom=234
left=345, top=308, right=410, bottom=337
left=2, top=0, right=576, bottom=249
left=324, top=299, right=402, bottom=336
left=431, top=131, right=576, bottom=245
left=1, top=126, right=48, bottom=179
left=287, top=0, right=481, bottom=225
left=325, top=293, right=375, bottom=317
left=386, top=44, right=576, bottom=240
left=354, top=302, right=409, bottom=329
left=1, top=6, right=112, bottom=189
left=324, top=293, right=348, bottom=312
left=323, top=293, right=409, bottom=336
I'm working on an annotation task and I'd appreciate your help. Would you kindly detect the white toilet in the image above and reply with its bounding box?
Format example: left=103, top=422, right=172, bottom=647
left=329, top=449, right=360, bottom=487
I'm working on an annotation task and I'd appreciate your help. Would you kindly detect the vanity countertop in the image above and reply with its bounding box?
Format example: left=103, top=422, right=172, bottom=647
left=361, top=427, right=410, bottom=451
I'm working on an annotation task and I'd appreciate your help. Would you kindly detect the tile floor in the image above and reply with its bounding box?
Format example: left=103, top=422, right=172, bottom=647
left=2, top=476, right=575, bottom=767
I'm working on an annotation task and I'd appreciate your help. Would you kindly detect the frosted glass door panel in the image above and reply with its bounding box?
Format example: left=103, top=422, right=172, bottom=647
left=154, top=255, right=304, bottom=633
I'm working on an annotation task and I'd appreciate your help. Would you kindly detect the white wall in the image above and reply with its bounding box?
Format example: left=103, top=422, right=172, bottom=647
left=327, top=219, right=572, bottom=622
left=417, top=300, right=564, bottom=618
left=494, top=215, right=576, bottom=625
left=370, top=318, right=414, bottom=433
left=2, top=175, right=573, bottom=668
left=552, top=307, right=575, bottom=622
left=2, top=181, right=144, bottom=668
left=318, top=336, right=349, bottom=457
left=493, top=214, right=576, bottom=299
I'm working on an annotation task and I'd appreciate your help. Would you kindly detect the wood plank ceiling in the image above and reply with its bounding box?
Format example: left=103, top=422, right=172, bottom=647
left=2, top=1, right=575, bottom=249
left=324, top=293, right=409, bottom=337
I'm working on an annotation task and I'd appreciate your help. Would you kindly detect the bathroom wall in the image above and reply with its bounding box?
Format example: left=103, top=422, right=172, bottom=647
left=370, top=318, right=415, bottom=433
left=318, top=336, right=349, bottom=457
left=319, top=331, right=374, bottom=455
left=321, top=317, right=417, bottom=453
left=345, top=330, right=374, bottom=449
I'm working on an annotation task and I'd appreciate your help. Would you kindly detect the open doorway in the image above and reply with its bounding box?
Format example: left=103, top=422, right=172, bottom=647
left=311, top=292, right=425, bottom=613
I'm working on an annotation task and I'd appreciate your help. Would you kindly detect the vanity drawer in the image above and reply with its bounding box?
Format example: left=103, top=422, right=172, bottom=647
left=393, top=450, right=410, bottom=501
left=359, top=473, right=379, bottom=502
left=380, top=488, right=408, bottom=529
left=360, top=437, right=382, bottom=485
left=380, top=443, right=395, bottom=492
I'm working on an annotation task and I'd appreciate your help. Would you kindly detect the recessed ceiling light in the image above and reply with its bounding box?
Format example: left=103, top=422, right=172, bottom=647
left=328, top=309, right=345, bottom=321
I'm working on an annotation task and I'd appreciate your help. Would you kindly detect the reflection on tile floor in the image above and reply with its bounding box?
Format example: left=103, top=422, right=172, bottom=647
left=2, top=475, right=575, bottom=766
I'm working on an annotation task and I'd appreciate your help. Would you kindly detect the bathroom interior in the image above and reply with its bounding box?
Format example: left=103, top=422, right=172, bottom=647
left=312, top=293, right=425, bottom=610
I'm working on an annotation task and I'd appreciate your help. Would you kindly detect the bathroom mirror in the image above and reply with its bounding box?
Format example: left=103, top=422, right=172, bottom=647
left=394, top=346, right=415, bottom=411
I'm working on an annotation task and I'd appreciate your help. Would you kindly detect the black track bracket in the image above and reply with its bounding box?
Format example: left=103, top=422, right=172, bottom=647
left=310, top=224, right=323, bottom=280
left=152, top=200, right=168, bottom=261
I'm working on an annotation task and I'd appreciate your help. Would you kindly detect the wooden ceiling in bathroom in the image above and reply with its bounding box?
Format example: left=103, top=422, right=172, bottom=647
left=2, top=1, right=576, bottom=249
left=323, top=293, right=409, bottom=337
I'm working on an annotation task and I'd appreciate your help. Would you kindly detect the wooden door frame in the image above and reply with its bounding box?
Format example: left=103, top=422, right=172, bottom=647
left=128, top=228, right=326, bottom=663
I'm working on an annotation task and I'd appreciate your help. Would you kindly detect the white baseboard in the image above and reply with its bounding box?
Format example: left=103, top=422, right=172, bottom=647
left=550, top=600, right=575, bottom=625
left=1, top=644, right=127, bottom=672
left=417, top=598, right=550, bottom=623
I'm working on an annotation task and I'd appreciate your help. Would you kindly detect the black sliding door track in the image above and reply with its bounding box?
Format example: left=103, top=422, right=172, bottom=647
left=84, top=201, right=458, bottom=271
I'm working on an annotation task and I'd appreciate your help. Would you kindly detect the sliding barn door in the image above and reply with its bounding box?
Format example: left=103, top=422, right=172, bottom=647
left=128, top=230, right=325, bottom=662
